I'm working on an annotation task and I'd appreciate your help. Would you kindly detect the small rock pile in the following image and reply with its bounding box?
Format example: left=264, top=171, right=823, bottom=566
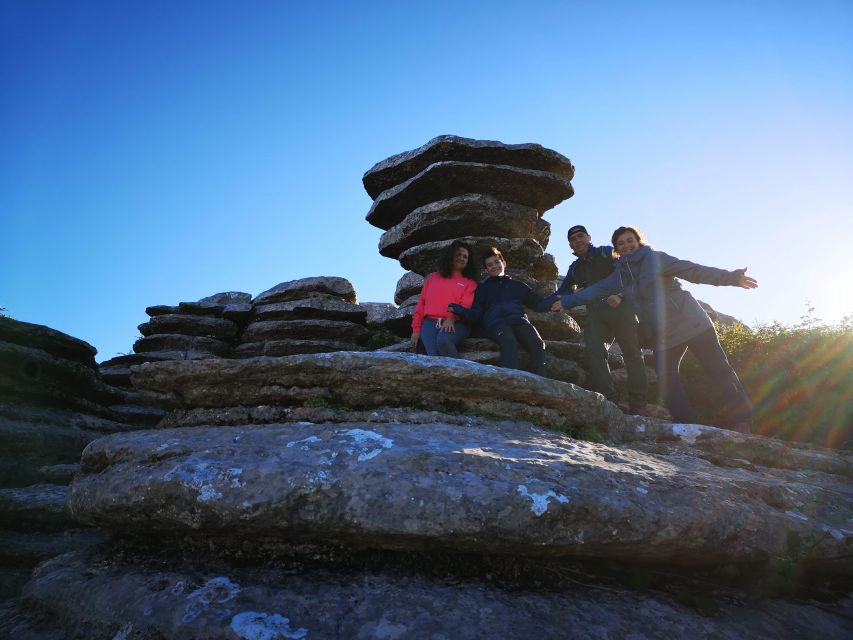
left=361, top=135, right=588, bottom=383
left=0, top=318, right=135, bottom=600
left=236, top=277, right=369, bottom=357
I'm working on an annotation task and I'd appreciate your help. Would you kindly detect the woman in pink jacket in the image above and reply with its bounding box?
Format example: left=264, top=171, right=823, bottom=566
left=411, top=240, right=478, bottom=358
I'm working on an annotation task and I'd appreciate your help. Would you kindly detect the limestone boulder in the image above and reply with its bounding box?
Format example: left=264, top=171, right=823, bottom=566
left=0, top=318, right=96, bottom=368
left=0, top=484, right=72, bottom=531
left=252, top=294, right=367, bottom=323
left=399, top=237, right=546, bottom=277
left=0, top=341, right=125, bottom=412
left=528, top=310, right=583, bottom=341
left=254, top=277, right=357, bottom=305
left=137, top=315, right=239, bottom=340
left=363, top=134, right=575, bottom=199
left=393, top=272, right=425, bottom=305
left=366, top=162, right=574, bottom=230
left=378, top=194, right=549, bottom=258
left=18, top=548, right=853, bottom=640
left=240, top=320, right=369, bottom=344
left=235, top=340, right=367, bottom=358
left=130, top=352, right=623, bottom=432
left=133, top=334, right=233, bottom=358
left=68, top=420, right=850, bottom=573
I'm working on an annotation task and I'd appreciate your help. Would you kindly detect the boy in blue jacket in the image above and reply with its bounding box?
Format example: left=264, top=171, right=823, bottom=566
left=448, top=247, right=547, bottom=376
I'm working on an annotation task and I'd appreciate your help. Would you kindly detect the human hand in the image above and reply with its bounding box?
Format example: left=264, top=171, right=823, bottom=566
left=737, top=268, right=758, bottom=289
left=550, top=300, right=563, bottom=312
left=607, top=295, right=622, bottom=308
left=439, top=317, right=456, bottom=332
left=410, top=331, right=420, bottom=348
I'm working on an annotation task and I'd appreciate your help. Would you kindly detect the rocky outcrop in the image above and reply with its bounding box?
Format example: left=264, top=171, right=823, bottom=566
left=0, top=319, right=135, bottom=603
left=131, top=352, right=622, bottom=432
left=5, top=319, right=853, bottom=637
left=362, top=135, right=591, bottom=386
left=237, top=277, right=369, bottom=358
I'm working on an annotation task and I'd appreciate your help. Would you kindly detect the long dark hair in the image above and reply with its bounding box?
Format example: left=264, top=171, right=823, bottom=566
left=438, top=240, right=477, bottom=280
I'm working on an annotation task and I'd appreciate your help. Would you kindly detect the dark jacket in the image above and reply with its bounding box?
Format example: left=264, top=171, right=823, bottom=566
left=450, top=275, right=549, bottom=331
left=557, top=245, right=744, bottom=349
left=545, top=244, right=616, bottom=312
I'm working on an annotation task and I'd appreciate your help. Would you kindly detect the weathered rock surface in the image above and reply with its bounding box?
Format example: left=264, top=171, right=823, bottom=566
left=363, top=134, right=575, bottom=199
left=366, top=161, right=574, bottom=230
left=240, top=319, right=369, bottom=344
left=399, top=236, right=547, bottom=277
left=14, top=548, right=853, bottom=640
left=138, top=314, right=239, bottom=340
left=254, top=277, right=357, bottom=305
left=393, top=272, right=425, bottom=305
left=235, top=339, right=368, bottom=358
left=69, top=420, right=850, bottom=571
left=131, top=352, right=623, bottom=431
left=0, top=318, right=97, bottom=368
left=378, top=194, right=549, bottom=258
left=0, top=485, right=71, bottom=531
left=0, top=341, right=124, bottom=412
left=527, top=309, right=583, bottom=341
left=253, top=294, right=367, bottom=322
left=133, top=334, right=233, bottom=358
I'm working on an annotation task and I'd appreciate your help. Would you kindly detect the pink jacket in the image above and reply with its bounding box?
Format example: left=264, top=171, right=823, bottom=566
left=411, top=273, right=478, bottom=332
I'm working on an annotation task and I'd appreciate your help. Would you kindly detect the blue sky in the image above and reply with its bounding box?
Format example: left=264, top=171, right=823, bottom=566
left=2, top=0, right=851, bottom=361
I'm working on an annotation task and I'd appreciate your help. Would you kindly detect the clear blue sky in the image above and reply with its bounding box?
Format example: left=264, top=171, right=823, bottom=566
left=2, top=0, right=851, bottom=362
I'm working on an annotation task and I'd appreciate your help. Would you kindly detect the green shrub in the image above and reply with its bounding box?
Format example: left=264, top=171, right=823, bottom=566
left=681, top=311, right=853, bottom=448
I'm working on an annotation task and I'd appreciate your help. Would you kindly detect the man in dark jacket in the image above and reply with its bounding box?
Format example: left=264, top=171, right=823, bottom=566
left=545, top=225, right=648, bottom=412
left=449, top=247, right=547, bottom=375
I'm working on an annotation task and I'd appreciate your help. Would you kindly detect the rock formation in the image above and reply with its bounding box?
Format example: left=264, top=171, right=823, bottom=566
left=359, top=135, right=601, bottom=386
left=4, top=347, right=851, bottom=638
left=0, top=318, right=134, bottom=602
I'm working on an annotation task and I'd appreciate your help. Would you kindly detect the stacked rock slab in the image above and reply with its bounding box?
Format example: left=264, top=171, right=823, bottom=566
left=6, top=351, right=852, bottom=637
left=362, top=135, right=590, bottom=384
left=236, top=277, right=369, bottom=357
left=0, top=318, right=134, bottom=601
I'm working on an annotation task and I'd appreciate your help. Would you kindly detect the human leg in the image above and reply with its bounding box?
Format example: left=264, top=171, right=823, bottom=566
left=656, top=342, right=695, bottom=422
left=582, top=311, right=618, bottom=402
left=513, top=322, right=545, bottom=376
left=435, top=321, right=470, bottom=358
left=419, top=320, right=440, bottom=356
left=611, top=303, right=648, bottom=409
left=683, top=327, right=753, bottom=426
left=487, top=324, right=521, bottom=370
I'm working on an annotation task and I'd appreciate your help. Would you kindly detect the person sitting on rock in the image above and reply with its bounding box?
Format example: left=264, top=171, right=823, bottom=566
left=543, top=224, right=648, bottom=414
left=448, top=246, right=548, bottom=376
left=410, top=239, right=478, bottom=358
left=551, top=225, right=757, bottom=433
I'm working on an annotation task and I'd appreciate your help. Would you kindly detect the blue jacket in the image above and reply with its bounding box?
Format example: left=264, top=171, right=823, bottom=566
left=557, top=245, right=744, bottom=350
left=450, top=275, right=550, bottom=331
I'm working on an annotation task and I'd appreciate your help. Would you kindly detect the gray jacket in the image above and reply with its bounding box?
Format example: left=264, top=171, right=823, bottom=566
left=558, top=245, right=743, bottom=350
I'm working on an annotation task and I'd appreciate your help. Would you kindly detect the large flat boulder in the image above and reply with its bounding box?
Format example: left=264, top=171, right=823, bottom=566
left=366, top=162, right=574, bottom=230
left=253, top=294, right=367, bottom=323
left=138, top=314, right=239, bottom=340
left=0, top=318, right=97, bottom=368
left=363, top=134, right=575, bottom=199
left=133, top=334, right=233, bottom=358
left=0, top=341, right=125, bottom=411
left=398, top=237, right=547, bottom=277
left=240, top=319, right=369, bottom=344
left=68, top=420, right=851, bottom=572
left=0, top=484, right=72, bottom=531
left=235, top=339, right=367, bottom=358
left=378, top=194, right=549, bottom=258
left=130, top=352, right=623, bottom=431
left=254, top=277, right=357, bottom=305
left=18, top=548, right=852, bottom=640
left=393, top=272, right=424, bottom=305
